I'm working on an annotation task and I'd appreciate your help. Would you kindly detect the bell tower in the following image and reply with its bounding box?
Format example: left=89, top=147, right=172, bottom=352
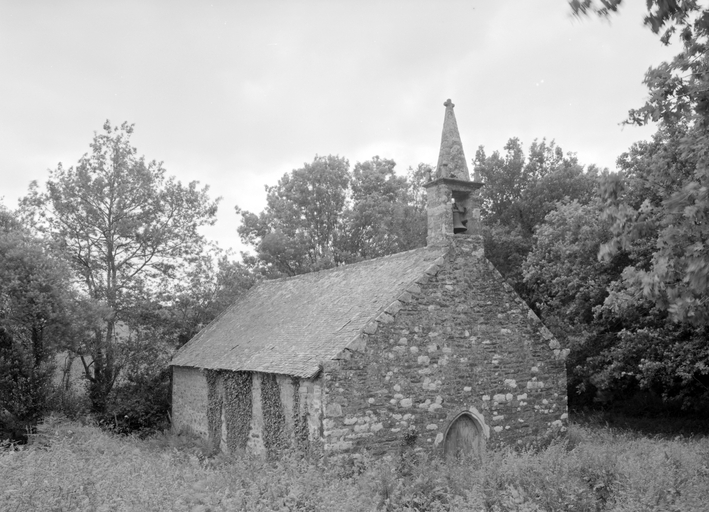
left=424, top=99, right=484, bottom=246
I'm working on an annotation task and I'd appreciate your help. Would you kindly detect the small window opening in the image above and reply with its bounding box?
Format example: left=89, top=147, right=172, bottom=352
left=452, top=202, right=468, bottom=234
left=451, top=191, right=472, bottom=235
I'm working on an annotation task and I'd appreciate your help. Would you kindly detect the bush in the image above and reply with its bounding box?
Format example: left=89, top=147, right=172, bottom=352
left=98, top=368, right=171, bottom=437
left=0, top=408, right=27, bottom=444
left=48, top=383, right=91, bottom=420
left=0, top=334, right=55, bottom=442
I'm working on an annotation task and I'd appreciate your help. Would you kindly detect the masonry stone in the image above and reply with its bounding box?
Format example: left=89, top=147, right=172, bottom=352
left=323, top=235, right=567, bottom=455
left=170, top=99, right=567, bottom=459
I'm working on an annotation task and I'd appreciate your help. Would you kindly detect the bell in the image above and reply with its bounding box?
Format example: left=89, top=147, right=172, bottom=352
left=452, top=203, right=468, bottom=234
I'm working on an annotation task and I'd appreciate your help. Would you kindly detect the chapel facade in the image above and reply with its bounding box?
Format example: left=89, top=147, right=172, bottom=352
left=170, top=100, right=568, bottom=459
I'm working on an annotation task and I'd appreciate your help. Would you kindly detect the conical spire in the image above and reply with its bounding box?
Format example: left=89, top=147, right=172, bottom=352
left=435, top=99, right=470, bottom=181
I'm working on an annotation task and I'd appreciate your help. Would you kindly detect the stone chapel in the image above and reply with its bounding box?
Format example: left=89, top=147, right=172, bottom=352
left=170, top=100, right=569, bottom=459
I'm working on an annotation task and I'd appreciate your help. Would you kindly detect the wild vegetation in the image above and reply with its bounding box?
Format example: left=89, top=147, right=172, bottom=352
left=1, top=0, right=708, bottom=460
left=1, top=416, right=707, bottom=511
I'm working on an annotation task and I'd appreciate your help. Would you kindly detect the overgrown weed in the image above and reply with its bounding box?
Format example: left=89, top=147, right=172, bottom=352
left=1, top=419, right=708, bottom=511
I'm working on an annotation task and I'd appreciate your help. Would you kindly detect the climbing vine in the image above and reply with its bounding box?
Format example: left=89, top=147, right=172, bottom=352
left=205, top=369, right=223, bottom=452
left=206, top=370, right=314, bottom=458
left=223, top=371, right=252, bottom=452
left=261, top=373, right=287, bottom=458
left=292, top=377, right=310, bottom=453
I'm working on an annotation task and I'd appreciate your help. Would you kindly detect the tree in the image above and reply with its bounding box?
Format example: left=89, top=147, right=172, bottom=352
left=406, top=162, right=431, bottom=214
left=22, top=121, right=219, bottom=413
left=588, top=124, right=709, bottom=409
left=236, top=155, right=428, bottom=277
left=339, top=157, right=427, bottom=260
left=0, top=207, right=76, bottom=436
left=475, top=138, right=597, bottom=233
left=574, top=0, right=709, bottom=325
left=570, top=1, right=709, bottom=47
left=145, top=246, right=257, bottom=349
left=521, top=200, right=629, bottom=407
left=473, top=138, right=599, bottom=295
left=600, top=121, right=709, bottom=325
left=563, top=1, right=709, bottom=410
left=523, top=200, right=618, bottom=329
left=474, top=138, right=527, bottom=227
left=236, top=155, right=350, bottom=277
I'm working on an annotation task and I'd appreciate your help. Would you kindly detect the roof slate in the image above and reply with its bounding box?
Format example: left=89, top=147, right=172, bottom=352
left=170, top=246, right=446, bottom=378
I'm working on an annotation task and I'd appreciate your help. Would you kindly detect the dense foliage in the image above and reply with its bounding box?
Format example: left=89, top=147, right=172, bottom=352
left=2, top=418, right=708, bottom=511
left=6, top=122, right=256, bottom=437
left=22, top=121, right=221, bottom=413
left=236, top=156, right=428, bottom=277
left=473, top=138, right=599, bottom=298
left=0, top=208, right=79, bottom=440
left=541, top=0, right=709, bottom=411
left=4, top=0, right=709, bottom=441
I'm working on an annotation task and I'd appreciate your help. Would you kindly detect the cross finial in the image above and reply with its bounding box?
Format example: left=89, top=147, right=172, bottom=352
left=444, top=99, right=455, bottom=108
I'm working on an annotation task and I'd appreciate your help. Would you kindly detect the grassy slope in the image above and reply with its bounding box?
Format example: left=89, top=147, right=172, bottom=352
left=1, top=416, right=708, bottom=512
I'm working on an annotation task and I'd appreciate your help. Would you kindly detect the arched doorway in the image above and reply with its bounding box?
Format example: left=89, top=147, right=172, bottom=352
left=443, top=411, right=486, bottom=460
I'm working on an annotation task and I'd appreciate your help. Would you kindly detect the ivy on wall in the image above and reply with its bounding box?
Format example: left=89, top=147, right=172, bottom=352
left=261, top=373, right=287, bottom=458
left=223, top=371, right=252, bottom=452
left=205, top=370, right=223, bottom=452
left=205, top=370, right=312, bottom=458
left=292, top=377, right=310, bottom=453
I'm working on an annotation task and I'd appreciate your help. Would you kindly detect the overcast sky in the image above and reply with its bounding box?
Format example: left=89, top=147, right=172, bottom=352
left=0, top=1, right=677, bottom=255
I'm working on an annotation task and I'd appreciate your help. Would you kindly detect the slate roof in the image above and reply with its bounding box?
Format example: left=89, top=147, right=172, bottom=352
left=170, top=246, right=446, bottom=378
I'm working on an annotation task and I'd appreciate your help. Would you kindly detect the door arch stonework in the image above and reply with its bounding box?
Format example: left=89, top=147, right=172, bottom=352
left=442, top=409, right=489, bottom=460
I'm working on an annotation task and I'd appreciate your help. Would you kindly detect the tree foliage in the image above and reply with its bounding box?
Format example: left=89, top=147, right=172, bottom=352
left=600, top=122, right=709, bottom=325
left=236, top=156, right=428, bottom=277
left=535, top=1, right=709, bottom=411
left=523, top=200, right=618, bottom=329
left=475, top=138, right=598, bottom=234
left=22, top=121, right=219, bottom=413
left=143, top=247, right=257, bottom=349
left=236, top=155, right=350, bottom=276
left=586, top=125, right=709, bottom=409
left=473, top=138, right=599, bottom=296
left=521, top=200, right=635, bottom=408
left=574, top=0, right=709, bottom=325
left=340, top=157, right=427, bottom=261
left=0, top=207, right=76, bottom=436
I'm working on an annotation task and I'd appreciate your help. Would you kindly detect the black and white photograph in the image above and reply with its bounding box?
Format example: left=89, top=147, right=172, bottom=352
left=1, top=1, right=708, bottom=510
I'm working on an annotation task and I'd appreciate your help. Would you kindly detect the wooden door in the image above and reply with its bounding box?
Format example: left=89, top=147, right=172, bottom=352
left=444, top=414, right=482, bottom=460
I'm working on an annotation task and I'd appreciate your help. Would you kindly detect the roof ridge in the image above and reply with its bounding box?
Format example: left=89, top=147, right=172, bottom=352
left=170, top=244, right=451, bottom=375
left=259, top=245, right=443, bottom=285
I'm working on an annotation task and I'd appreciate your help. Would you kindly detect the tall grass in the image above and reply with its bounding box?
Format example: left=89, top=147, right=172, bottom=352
left=1, top=416, right=708, bottom=511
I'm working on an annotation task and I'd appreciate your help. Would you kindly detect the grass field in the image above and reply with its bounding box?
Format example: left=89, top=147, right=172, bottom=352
left=1, top=415, right=708, bottom=512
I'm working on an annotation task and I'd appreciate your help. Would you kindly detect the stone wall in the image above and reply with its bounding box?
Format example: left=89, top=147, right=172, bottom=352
left=172, top=367, right=324, bottom=456
left=425, top=183, right=454, bottom=246
left=323, top=235, right=568, bottom=456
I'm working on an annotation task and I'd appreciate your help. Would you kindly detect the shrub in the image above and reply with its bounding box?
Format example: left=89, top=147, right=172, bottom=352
left=0, top=336, right=55, bottom=442
left=98, top=368, right=171, bottom=437
left=48, top=384, right=91, bottom=421
left=0, top=408, right=26, bottom=444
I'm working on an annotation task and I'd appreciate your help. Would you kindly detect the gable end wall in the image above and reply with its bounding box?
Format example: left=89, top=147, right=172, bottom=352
left=323, top=236, right=568, bottom=456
